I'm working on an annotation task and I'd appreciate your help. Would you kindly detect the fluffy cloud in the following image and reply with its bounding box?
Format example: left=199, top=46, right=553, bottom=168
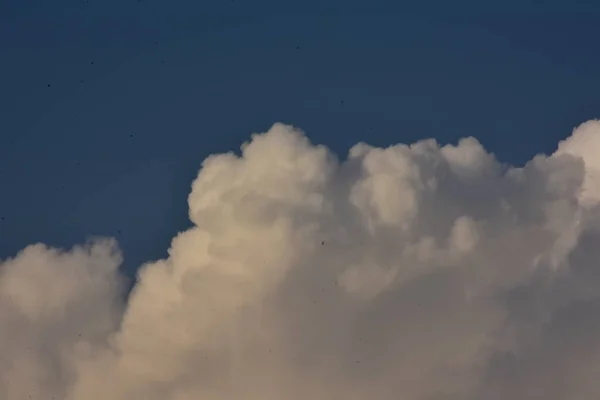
left=3, top=120, right=600, bottom=399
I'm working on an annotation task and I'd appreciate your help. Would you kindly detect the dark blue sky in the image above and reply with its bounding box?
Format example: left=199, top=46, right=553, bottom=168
left=1, top=0, right=599, bottom=274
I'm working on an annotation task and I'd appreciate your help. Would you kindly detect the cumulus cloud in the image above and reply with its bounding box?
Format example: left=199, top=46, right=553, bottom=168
left=2, top=120, right=600, bottom=399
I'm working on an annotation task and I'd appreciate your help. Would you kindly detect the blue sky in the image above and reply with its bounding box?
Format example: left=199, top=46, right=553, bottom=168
left=2, top=0, right=599, bottom=274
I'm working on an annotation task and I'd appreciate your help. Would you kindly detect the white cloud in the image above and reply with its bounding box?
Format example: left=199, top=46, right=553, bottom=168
left=2, top=120, right=600, bottom=399
left=555, top=119, right=600, bottom=206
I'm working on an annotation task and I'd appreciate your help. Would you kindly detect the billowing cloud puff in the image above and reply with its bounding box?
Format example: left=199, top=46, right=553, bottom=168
left=2, top=120, right=600, bottom=399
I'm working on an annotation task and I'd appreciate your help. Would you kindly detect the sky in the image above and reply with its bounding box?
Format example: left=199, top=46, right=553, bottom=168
left=2, top=0, right=600, bottom=271
left=2, top=1, right=600, bottom=399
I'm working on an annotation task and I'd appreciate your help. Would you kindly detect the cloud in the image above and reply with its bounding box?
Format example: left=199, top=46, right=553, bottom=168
left=2, top=120, right=600, bottom=399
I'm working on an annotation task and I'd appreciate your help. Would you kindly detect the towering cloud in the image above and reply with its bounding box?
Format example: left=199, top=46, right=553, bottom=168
left=2, top=120, right=600, bottom=399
